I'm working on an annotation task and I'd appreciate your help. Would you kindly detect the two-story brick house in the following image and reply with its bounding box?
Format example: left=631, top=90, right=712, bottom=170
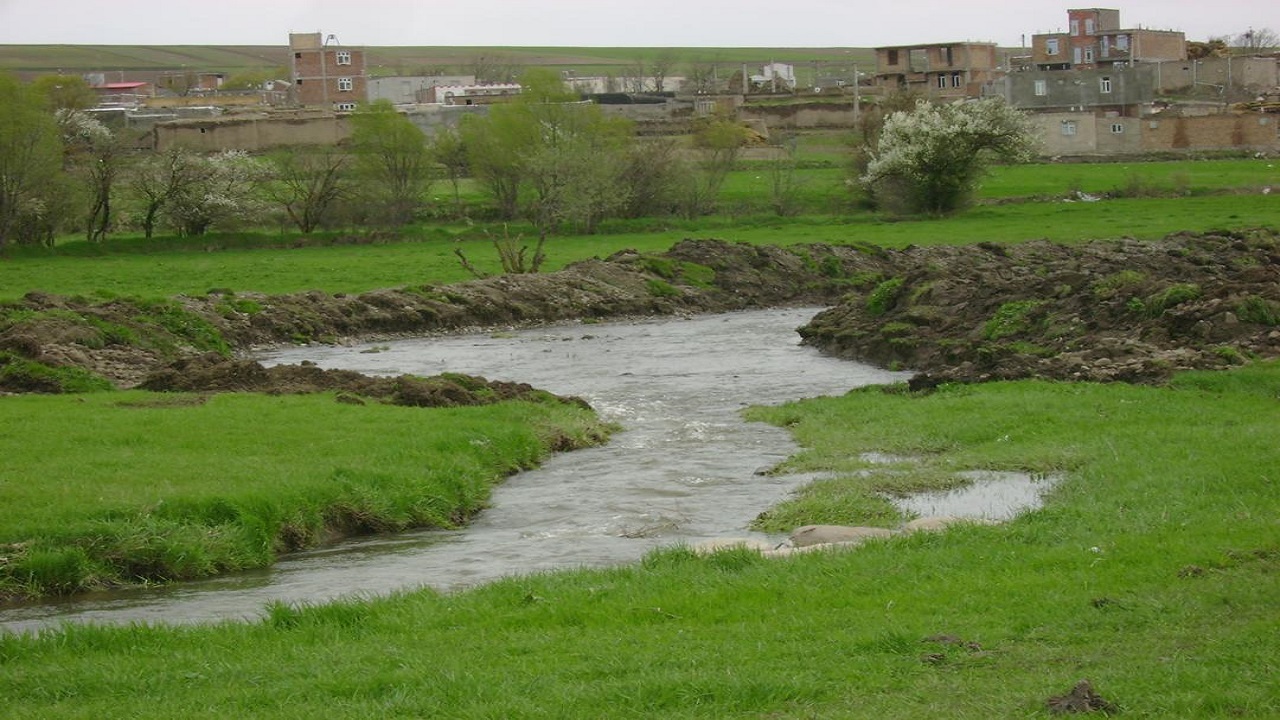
left=1031, top=8, right=1186, bottom=71
left=873, top=42, right=1002, bottom=99
left=289, top=32, right=368, bottom=110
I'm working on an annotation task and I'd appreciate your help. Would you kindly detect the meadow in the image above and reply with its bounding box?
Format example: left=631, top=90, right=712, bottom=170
left=2, top=364, right=1276, bottom=718
left=0, top=153, right=1277, bottom=717
left=3, top=157, right=1277, bottom=302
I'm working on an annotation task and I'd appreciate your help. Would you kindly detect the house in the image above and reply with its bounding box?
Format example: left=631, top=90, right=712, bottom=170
left=1031, top=8, right=1185, bottom=71
left=750, top=63, right=796, bottom=91
left=289, top=31, right=368, bottom=110
left=89, top=81, right=152, bottom=108
left=368, top=75, right=477, bottom=105
left=989, top=64, right=1156, bottom=116
left=873, top=42, right=1002, bottom=99
left=425, top=83, right=522, bottom=106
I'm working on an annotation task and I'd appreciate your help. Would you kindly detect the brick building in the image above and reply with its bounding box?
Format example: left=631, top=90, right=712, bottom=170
left=873, top=42, right=1002, bottom=99
left=1031, top=8, right=1186, bottom=71
left=289, top=32, right=368, bottom=110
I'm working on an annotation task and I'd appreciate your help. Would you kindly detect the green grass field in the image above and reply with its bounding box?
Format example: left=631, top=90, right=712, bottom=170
left=3, top=158, right=1276, bottom=302
left=2, top=364, right=1276, bottom=718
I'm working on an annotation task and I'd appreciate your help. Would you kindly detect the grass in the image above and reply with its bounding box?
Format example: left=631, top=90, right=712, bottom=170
left=0, top=391, right=611, bottom=598
left=3, top=193, right=1277, bottom=302
left=1, top=363, right=1276, bottom=717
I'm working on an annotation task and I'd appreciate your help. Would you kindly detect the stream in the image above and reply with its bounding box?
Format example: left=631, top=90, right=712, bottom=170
left=2, top=308, right=915, bottom=634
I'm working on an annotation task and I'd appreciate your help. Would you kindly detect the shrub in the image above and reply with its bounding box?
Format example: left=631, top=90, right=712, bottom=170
left=866, top=277, right=905, bottom=317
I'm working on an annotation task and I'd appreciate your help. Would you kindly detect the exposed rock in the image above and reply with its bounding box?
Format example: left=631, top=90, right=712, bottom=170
left=789, top=524, right=894, bottom=547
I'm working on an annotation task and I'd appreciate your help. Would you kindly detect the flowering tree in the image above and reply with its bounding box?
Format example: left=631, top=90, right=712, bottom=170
left=861, top=98, right=1039, bottom=216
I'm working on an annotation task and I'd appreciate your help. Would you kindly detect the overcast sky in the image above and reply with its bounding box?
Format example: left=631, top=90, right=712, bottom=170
left=0, top=0, right=1269, bottom=48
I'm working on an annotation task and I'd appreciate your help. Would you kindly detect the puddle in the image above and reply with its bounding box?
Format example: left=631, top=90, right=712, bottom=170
left=888, top=471, right=1061, bottom=521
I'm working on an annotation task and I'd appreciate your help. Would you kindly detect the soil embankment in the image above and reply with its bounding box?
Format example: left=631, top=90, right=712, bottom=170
left=2, top=230, right=1278, bottom=394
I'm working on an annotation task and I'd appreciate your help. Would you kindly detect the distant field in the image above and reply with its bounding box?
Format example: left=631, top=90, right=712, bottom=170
left=0, top=44, right=876, bottom=80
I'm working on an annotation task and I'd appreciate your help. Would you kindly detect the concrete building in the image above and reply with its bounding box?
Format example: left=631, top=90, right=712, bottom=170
left=289, top=32, right=368, bottom=110
left=1031, top=8, right=1185, bottom=71
left=990, top=64, right=1155, bottom=116
left=424, top=83, right=522, bottom=105
left=368, top=75, right=476, bottom=105
left=873, top=42, right=1002, bottom=99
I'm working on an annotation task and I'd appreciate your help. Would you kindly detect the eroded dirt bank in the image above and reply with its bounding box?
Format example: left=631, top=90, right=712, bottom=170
left=2, top=230, right=1278, bottom=393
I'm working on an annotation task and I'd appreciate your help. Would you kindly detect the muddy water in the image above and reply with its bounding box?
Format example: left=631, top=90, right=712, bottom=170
left=1, top=308, right=914, bottom=633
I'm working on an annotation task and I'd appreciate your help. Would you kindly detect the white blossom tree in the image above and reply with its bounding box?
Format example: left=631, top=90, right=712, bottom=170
left=861, top=98, right=1039, bottom=216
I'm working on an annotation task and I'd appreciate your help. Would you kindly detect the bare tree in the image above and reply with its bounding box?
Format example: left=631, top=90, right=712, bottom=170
left=266, top=148, right=350, bottom=234
left=470, top=54, right=522, bottom=84
left=650, top=51, right=678, bottom=93
left=623, top=60, right=646, bottom=93
left=1235, top=27, right=1279, bottom=54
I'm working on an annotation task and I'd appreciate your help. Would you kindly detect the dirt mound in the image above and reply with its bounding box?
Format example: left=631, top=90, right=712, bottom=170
left=137, top=353, right=586, bottom=409
left=798, top=229, right=1280, bottom=384
left=3, top=232, right=1278, bottom=393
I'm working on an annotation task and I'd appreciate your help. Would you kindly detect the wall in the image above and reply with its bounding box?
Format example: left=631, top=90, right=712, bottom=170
left=1152, top=57, right=1279, bottom=94
left=995, top=66, right=1154, bottom=112
left=1142, top=114, right=1280, bottom=153
left=739, top=102, right=859, bottom=129
left=153, top=114, right=352, bottom=152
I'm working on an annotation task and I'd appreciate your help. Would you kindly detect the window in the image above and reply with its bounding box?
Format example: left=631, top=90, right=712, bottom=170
left=1100, top=76, right=1112, bottom=93
left=337, top=77, right=354, bottom=92
left=1070, top=19, right=1080, bottom=36
left=1046, top=38, right=1060, bottom=55
left=1116, top=34, right=1129, bottom=50
left=1061, top=120, right=1077, bottom=136
left=936, top=74, right=947, bottom=89
left=1085, top=18, right=1095, bottom=35
left=1074, top=47, right=1083, bottom=64
left=951, top=72, right=963, bottom=88
left=941, top=46, right=953, bottom=66
left=1034, top=79, right=1048, bottom=96
left=335, top=51, right=352, bottom=66
left=336, top=102, right=357, bottom=112
left=1111, top=123, right=1124, bottom=134
left=1084, top=47, right=1094, bottom=63
left=887, top=49, right=899, bottom=65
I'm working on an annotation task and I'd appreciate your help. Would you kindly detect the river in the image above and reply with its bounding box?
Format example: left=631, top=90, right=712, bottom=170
left=1, top=307, right=914, bottom=634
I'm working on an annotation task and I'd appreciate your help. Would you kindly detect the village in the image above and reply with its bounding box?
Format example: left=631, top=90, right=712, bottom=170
left=60, top=6, right=1280, bottom=157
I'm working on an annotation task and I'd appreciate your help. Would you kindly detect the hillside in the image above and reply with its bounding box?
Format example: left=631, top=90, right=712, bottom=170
left=0, top=43, right=877, bottom=81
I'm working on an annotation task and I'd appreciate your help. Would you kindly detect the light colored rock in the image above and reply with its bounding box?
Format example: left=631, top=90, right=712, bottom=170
left=789, top=525, right=893, bottom=548
left=901, top=516, right=1000, bottom=533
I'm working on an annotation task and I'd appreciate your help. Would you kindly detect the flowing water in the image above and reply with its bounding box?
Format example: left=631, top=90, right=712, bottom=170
left=4, top=307, right=1021, bottom=634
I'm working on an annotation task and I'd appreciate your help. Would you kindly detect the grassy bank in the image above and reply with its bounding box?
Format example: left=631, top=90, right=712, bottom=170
left=0, top=391, right=612, bottom=599
left=4, top=193, right=1277, bottom=302
left=2, top=364, right=1276, bottom=717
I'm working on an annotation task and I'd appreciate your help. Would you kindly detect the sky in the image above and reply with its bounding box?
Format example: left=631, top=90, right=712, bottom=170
left=0, top=0, right=1269, bottom=48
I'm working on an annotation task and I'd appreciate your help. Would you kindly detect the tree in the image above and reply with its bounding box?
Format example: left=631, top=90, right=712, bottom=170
left=428, top=127, right=469, bottom=219
left=349, top=100, right=432, bottom=226
left=678, top=115, right=751, bottom=218
left=650, top=51, right=679, bottom=94
left=461, top=68, right=632, bottom=227
left=860, top=98, right=1039, bottom=216
left=59, top=109, right=121, bottom=242
left=164, top=150, right=268, bottom=236
left=470, top=54, right=521, bottom=84
left=0, top=73, right=65, bottom=249
left=128, top=147, right=203, bottom=239
left=30, top=74, right=98, bottom=113
left=266, top=148, right=350, bottom=234
left=1234, top=27, right=1279, bottom=54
